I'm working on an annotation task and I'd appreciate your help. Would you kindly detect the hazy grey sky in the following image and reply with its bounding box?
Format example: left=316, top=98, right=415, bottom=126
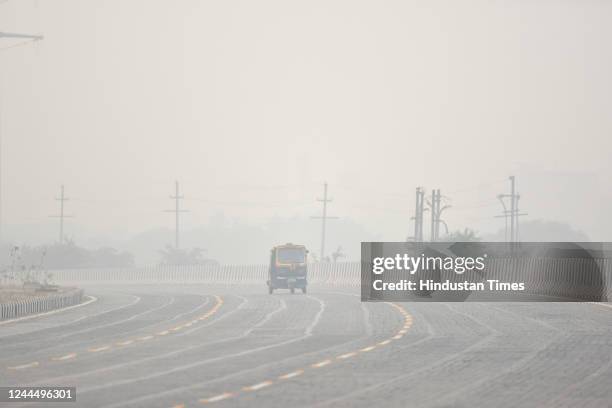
left=1, top=0, right=611, bottom=246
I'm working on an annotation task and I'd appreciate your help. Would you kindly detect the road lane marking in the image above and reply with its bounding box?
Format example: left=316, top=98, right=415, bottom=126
left=311, top=359, right=331, bottom=368
left=8, top=361, right=39, bottom=370
left=591, top=302, right=612, bottom=310
left=243, top=381, right=273, bottom=391
left=200, top=393, right=233, bottom=403
left=337, top=352, right=357, bottom=359
left=278, top=370, right=304, bottom=380
left=88, top=346, right=111, bottom=352
left=52, top=353, right=77, bottom=361
left=168, top=299, right=414, bottom=408
left=137, top=335, right=154, bottom=341
left=6, top=295, right=227, bottom=372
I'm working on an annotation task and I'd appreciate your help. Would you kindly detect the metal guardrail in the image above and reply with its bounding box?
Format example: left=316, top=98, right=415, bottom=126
left=0, top=288, right=84, bottom=321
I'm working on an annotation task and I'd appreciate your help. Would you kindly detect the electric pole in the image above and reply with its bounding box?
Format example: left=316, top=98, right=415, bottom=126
left=310, top=182, right=338, bottom=261
left=496, top=176, right=527, bottom=242
left=411, top=187, right=426, bottom=242
left=49, top=185, right=73, bottom=244
left=427, top=189, right=450, bottom=241
left=164, top=181, right=188, bottom=249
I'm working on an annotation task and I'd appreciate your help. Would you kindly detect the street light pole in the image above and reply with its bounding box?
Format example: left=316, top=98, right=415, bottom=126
left=0, top=30, right=43, bottom=244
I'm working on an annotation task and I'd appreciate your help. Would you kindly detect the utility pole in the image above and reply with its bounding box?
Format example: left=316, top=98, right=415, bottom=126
left=416, top=187, right=423, bottom=242
left=427, top=189, right=450, bottom=241
left=430, top=189, right=437, bottom=242
left=49, top=185, right=73, bottom=244
left=310, top=182, right=338, bottom=261
left=411, top=187, right=426, bottom=242
left=0, top=29, right=44, bottom=244
left=164, top=181, right=188, bottom=249
left=496, top=176, right=527, bottom=242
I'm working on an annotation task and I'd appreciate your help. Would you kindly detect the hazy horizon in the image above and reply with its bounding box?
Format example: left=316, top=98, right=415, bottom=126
left=1, top=0, right=611, bottom=259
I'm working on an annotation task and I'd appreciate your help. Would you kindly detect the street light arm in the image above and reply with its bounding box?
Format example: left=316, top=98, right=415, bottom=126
left=0, top=31, right=43, bottom=40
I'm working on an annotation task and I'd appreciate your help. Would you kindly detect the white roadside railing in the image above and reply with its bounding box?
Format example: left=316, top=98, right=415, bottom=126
left=0, top=288, right=84, bottom=321
left=49, top=258, right=612, bottom=301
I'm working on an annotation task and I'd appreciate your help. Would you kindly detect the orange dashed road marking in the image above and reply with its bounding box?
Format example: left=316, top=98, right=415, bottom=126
left=88, top=345, right=111, bottom=352
left=243, top=381, right=273, bottom=391
left=52, top=353, right=77, bottom=361
left=137, top=335, right=154, bottom=341
left=311, top=359, right=332, bottom=368
left=171, top=301, right=413, bottom=407
left=200, top=393, right=233, bottom=403
left=7, top=361, right=39, bottom=370
left=278, top=370, right=304, bottom=380
left=4, top=295, right=225, bottom=372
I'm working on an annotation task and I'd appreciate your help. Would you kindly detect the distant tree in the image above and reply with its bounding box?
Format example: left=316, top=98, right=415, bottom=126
left=331, top=246, right=346, bottom=263
left=6, top=241, right=134, bottom=270
left=158, top=245, right=218, bottom=266
left=444, top=228, right=481, bottom=242
left=485, top=220, right=589, bottom=242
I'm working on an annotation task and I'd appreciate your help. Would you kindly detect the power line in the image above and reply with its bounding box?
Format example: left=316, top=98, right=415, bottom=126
left=310, top=182, right=338, bottom=261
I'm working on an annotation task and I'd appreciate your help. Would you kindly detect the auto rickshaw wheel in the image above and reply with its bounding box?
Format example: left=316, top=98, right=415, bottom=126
left=302, top=287, right=307, bottom=294
left=290, top=287, right=295, bottom=294
left=268, top=286, right=273, bottom=294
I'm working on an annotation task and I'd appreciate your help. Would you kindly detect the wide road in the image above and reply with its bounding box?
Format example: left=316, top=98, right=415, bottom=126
left=1, top=284, right=611, bottom=407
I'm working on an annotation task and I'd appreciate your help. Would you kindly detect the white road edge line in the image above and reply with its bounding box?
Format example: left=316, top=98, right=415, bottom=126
left=590, top=302, right=612, bottom=310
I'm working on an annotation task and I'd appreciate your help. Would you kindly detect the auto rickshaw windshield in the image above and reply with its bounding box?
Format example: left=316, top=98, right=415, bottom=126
left=277, top=248, right=306, bottom=264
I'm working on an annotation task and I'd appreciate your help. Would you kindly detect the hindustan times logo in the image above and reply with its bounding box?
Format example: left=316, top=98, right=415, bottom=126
left=372, top=254, right=487, bottom=275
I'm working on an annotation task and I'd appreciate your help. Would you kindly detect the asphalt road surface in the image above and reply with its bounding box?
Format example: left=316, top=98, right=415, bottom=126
left=1, top=284, right=611, bottom=408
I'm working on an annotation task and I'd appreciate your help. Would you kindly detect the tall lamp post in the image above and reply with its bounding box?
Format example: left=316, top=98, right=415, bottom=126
left=0, top=30, right=44, bottom=243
